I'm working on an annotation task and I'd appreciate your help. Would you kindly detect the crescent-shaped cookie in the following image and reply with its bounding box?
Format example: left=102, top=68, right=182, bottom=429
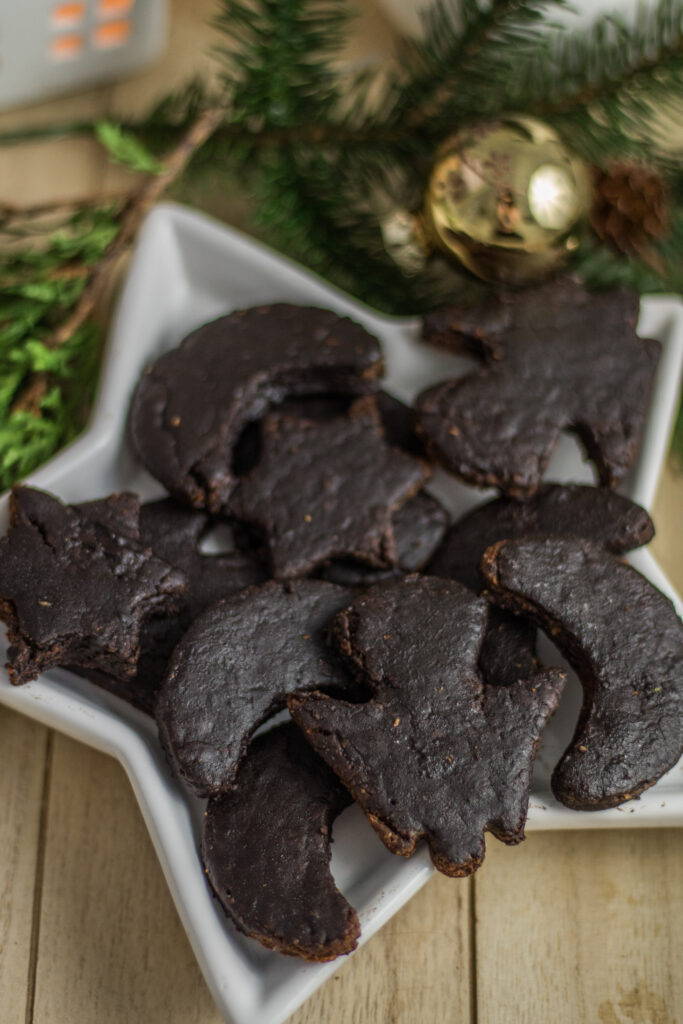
left=129, top=304, right=383, bottom=512
left=202, top=723, right=359, bottom=961
left=428, top=484, right=654, bottom=686
left=481, top=538, right=683, bottom=809
left=156, top=580, right=356, bottom=796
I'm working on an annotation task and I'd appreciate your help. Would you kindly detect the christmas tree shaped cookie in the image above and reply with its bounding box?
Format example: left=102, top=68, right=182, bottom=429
left=290, top=576, right=566, bottom=876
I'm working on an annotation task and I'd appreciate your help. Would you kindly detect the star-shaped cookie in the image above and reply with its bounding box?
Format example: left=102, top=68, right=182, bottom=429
left=230, top=397, right=430, bottom=578
left=416, top=279, right=660, bottom=495
left=0, top=486, right=185, bottom=685
left=75, top=498, right=268, bottom=713
left=289, top=576, right=566, bottom=876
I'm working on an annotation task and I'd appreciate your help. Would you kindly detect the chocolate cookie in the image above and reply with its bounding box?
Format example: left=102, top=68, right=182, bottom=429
left=77, top=492, right=141, bottom=539
left=230, top=397, right=430, bottom=579
left=234, top=390, right=424, bottom=476
left=416, top=280, right=660, bottom=495
left=76, top=499, right=268, bottom=713
left=289, top=577, right=566, bottom=876
left=481, top=538, right=683, bottom=810
left=373, top=390, right=426, bottom=458
left=319, top=491, right=448, bottom=586
left=202, top=723, right=359, bottom=961
left=138, top=499, right=268, bottom=622
left=156, top=580, right=356, bottom=796
left=429, top=484, right=655, bottom=686
left=0, top=486, right=185, bottom=686
left=129, top=304, right=383, bottom=513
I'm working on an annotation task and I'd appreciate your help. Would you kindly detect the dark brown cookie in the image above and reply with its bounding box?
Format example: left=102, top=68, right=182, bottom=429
left=77, top=492, right=141, bottom=540
left=75, top=499, right=268, bottom=714
left=233, top=390, right=424, bottom=477
left=429, top=484, right=655, bottom=687
left=202, top=723, right=359, bottom=961
left=416, top=280, right=660, bottom=495
left=289, top=576, right=566, bottom=876
left=156, top=580, right=356, bottom=796
left=319, top=491, right=448, bottom=586
left=138, top=499, right=268, bottom=623
left=230, top=397, right=430, bottom=579
left=481, top=538, right=683, bottom=810
left=0, top=486, right=185, bottom=686
left=129, top=304, right=383, bottom=513
left=373, top=390, right=426, bottom=458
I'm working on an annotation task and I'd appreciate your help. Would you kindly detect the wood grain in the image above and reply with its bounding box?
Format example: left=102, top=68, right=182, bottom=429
left=652, top=460, right=683, bottom=594
left=0, top=710, right=50, bottom=1024
left=475, top=829, right=683, bottom=1024
left=31, top=735, right=223, bottom=1024
left=290, top=875, right=472, bottom=1024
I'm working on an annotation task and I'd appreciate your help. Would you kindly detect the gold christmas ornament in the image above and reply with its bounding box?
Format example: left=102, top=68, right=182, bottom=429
left=384, top=116, right=591, bottom=285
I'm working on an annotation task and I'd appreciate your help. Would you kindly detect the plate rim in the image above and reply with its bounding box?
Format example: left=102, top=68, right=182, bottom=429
left=1, top=200, right=682, bottom=1024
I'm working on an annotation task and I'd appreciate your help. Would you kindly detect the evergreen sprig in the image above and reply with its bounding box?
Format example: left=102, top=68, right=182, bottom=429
left=511, top=0, right=683, bottom=164
left=0, top=206, right=119, bottom=486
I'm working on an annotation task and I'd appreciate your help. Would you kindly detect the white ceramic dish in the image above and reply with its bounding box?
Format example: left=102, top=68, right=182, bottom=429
left=1, top=203, right=681, bottom=1024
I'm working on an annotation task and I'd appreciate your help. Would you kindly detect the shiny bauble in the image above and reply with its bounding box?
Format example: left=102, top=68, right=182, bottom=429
left=423, top=115, right=591, bottom=285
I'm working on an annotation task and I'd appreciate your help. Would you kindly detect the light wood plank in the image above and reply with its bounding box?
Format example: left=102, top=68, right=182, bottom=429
left=0, top=709, right=50, bottom=1024
left=291, top=874, right=472, bottom=1024
left=30, top=733, right=471, bottom=1024
left=31, top=735, right=222, bottom=1024
left=651, top=460, right=683, bottom=595
left=474, top=828, right=683, bottom=1024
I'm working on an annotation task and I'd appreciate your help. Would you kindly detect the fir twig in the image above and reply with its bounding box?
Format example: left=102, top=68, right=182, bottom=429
left=391, top=0, right=566, bottom=128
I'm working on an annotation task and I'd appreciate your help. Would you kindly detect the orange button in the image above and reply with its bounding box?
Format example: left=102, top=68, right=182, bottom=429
left=93, top=19, right=131, bottom=48
left=97, top=0, right=135, bottom=17
left=52, top=3, right=86, bottom=27
left=50, top=33, right=84, bottom=59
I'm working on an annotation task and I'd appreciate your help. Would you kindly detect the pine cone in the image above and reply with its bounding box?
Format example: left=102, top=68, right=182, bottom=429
left=591, top=163, right=670, bottom=261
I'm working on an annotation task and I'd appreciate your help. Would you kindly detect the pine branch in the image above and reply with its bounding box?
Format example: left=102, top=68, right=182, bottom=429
left=214, top=0, right=351, bottom=126
left=502, top=0, right=683, bottom=163
left=388, top=0, right=567, bottom=128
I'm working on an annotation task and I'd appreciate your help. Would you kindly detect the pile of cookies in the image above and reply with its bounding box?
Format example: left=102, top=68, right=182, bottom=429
left=1, top=279, right=681, bottom=964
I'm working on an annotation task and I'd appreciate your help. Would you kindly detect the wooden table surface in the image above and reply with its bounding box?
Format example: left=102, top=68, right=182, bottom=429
left=1, top=4, right=682, bottom=1023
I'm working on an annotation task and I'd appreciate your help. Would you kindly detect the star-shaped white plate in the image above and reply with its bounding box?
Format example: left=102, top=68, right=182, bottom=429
left=1, top=203, right=681, bottom=1024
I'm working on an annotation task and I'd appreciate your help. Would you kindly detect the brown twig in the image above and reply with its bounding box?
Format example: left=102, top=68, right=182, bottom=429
left=9, top=105, right=227, bottom=418
left=0, top=193, right=128, bottom=228
left=11, top=373, right=50, bottom=417
left=47, top=105, right=226, bottom=349
left=1, top=264, right=91, bottom=290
